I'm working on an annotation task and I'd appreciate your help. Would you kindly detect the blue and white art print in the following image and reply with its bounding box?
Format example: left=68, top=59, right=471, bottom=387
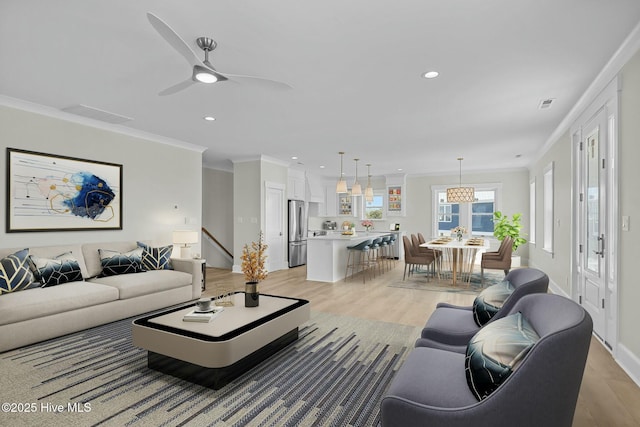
left=6, top=148, right=122, bottom=232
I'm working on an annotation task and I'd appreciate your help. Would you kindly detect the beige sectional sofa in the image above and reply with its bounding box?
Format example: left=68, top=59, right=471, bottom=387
left=0, top=241, right=203, bottom=352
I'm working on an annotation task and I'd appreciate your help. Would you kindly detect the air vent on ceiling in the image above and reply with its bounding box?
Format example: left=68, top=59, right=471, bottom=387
left=61, top=104, right=133, bottom=124
left=538, top=98, right=556, bottom=110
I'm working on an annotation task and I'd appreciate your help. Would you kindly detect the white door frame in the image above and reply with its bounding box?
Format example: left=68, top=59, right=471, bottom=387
left=570, top=77, right=619, bottom=354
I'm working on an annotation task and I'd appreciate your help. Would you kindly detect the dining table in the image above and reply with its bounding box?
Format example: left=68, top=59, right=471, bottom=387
left=420, top=237, right=490, bottom=286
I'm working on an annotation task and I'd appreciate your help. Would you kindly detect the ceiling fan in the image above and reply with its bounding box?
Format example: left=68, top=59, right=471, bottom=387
left=147, top=12, right=292, bottom=96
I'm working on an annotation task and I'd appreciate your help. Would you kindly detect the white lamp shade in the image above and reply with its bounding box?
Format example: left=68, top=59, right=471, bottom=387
left=351, top=182, right=362, bottom=196
left=336, top=179, right=348, bottom=193
left=173, top=230, right=199, bottom=245
left=365, top=185, right=374, bottom=202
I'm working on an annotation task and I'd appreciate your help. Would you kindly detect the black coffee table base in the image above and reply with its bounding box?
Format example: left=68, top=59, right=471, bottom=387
left=147, top=328, right=298, bottom=389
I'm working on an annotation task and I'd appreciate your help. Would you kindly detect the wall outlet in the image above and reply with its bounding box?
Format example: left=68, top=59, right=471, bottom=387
left=622, top=215, right=630, bottom=231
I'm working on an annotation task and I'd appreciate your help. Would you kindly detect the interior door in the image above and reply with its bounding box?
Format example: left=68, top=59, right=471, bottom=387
left=579, top=109, right=607, bottom=339
left=265, top=183, right=286, bottom=271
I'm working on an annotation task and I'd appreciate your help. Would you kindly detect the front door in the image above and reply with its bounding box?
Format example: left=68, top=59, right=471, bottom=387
left=578, top=108, right=608, bottom=340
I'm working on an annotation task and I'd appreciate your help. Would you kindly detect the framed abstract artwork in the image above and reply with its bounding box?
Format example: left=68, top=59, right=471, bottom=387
left=6, top=148, right=123, bottom=232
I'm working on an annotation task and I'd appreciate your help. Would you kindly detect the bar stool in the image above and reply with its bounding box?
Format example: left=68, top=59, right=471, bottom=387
left=369, top=237, right=384, bottom=277
left=386, top=234, right=398, bottom=268
left=345, top=239, right=373, bottom=283
left=379, top=235, right=391, bottom=272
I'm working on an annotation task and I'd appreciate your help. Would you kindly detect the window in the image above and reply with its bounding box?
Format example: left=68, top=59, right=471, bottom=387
left=438, top=204, right=452, bottom=222
left=471, top=191, right=495, bottom=235
left=364, top=192, right=384, bottom=219
left=433, top=184, right=500, bottom=237
left=543, top=162, right=554, bottom=254
left=529, top=179, right=536, bottom=244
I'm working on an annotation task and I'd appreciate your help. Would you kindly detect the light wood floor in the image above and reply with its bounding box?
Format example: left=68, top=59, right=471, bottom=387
left=203, top=264, right=640, bottom=427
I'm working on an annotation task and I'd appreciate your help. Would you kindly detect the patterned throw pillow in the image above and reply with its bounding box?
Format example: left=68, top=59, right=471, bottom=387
left=29, top=252, right=84, bottom=287
left=472, top=280, right=515, bottom=326
left=137, top=242, right=173, bottom=271
left=465, top=312, right=539, bottom=400
left=98, top=247, right=144, bottom=277
left=0, top=249, right=36, bottom=295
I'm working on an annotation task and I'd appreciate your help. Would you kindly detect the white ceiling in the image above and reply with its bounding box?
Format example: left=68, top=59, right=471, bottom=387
left=2, top=1, right=640, bottom=179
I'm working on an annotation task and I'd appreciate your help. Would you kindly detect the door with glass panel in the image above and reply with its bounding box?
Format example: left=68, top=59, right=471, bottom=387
left=578, top=109, right=607, bottom=339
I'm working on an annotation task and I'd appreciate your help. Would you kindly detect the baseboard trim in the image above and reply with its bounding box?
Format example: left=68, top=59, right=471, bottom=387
left=547, top=277, right=570, bottom=298
left=617, top=344, right=640, bottom=389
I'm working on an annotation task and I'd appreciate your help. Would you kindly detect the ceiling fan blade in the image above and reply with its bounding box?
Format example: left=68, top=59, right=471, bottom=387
left=221, top=72, right=293, bottom=90
left=158, top=79, right=196, bottom=96
left=147, top=12, right=201, bottom=67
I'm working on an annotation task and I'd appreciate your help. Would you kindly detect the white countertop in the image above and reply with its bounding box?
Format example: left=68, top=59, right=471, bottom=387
left=307, top=233, right=371, bottom=241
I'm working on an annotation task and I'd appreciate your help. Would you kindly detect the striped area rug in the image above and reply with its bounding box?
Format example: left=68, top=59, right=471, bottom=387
left=1, top=311, right=421, bottom=427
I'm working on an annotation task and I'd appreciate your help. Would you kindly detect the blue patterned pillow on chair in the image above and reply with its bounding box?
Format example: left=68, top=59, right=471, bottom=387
left=472, top=280, right=515, bottom=326
left=137, top=242, right=173, bottom=271
left=465, top=312, right=539, bottom=400
left=0, top=249, right=36, bottom=295
left=29, top=252, right=83, bottom=287
left=98, top=247, right=144, bottom=277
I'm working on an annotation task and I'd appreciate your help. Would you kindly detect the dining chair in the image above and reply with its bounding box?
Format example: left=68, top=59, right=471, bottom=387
left=402, top=236, right=436, bottom=281
left=418, top=232, right=442, bottom=271
left=481, top=236, right=513, bottom=284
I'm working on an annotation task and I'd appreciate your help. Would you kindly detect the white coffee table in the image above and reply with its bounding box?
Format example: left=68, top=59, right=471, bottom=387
left=132, top=292, right=310, bottom=389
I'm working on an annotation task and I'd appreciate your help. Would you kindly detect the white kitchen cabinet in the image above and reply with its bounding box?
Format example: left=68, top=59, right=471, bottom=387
left=288, top=169, right=306, bottom=200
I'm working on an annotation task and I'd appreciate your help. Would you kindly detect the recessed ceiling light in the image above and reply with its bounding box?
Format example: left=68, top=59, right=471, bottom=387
left=203, top=116, right=216, bottom=121
left=423, top=71, right=439, bottom=79
left=291, top=156, right=298, bottom=160
left=319, top=165, right=325, bottom=169
left=397, top=168, right=404, bottom=171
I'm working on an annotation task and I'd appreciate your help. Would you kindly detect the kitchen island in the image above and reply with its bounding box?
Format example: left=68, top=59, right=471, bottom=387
left=307, top=232, right=388, bottom=283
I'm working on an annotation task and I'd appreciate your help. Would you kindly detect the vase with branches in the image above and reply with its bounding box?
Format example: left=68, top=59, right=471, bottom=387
left=240, top=231, right=268, bottom=307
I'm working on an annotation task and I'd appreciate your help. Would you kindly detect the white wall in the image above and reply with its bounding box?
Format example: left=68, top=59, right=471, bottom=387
left=0, top=105, right=203, bottom=255
left=618, top=48, right=640, bottom=365
left=528, top=131, right=572, bottom=295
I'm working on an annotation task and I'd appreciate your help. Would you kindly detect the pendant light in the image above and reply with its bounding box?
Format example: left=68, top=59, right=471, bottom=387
left=446, top=157, right=475, bottom=203
left=351, top=159, right=362, bottom=196
left=365, top=164, right=374, bottom=202
left=336, top=151, right=348, bottom=193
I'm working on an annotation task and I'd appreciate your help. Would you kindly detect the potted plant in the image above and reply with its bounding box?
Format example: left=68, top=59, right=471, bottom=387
left=492, top=211, right=527, bottom=267
left=240, top=231, right=268, bottom=307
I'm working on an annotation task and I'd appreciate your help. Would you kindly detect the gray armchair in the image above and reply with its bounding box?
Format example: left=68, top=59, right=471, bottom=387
left=381, top=293, right=593, bottom=427
left=415, top=268, right=549, bottom=353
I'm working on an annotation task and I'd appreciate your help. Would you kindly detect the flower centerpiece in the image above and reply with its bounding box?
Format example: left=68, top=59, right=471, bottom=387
left=451, top=225, right=467, bottom=241
left=240, top=231, right=268, bottom=307
left=361, top=220, right=374, bottom=232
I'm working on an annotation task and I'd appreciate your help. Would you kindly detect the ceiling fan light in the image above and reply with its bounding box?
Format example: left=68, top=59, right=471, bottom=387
left=194, top=66, right=218, bottom=83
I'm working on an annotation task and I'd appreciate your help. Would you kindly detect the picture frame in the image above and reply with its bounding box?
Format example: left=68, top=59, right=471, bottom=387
left=6, top=148, right=123, bottom=232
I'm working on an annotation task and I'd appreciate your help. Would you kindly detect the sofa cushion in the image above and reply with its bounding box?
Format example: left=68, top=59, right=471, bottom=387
left=465, top=312, right=539, bottom=400
left=0, top=249, right=37, bottom=295
left=472, top=280, right=515, bottom=326
left=89, top=269, right=191, bottom=299
left=138, top=242, right=173, bottom=271
left=98, top=247, right=144, bottom=277
left=29, top=252, right=84, bottom=287
left=0, top=281, right=119, bottom=325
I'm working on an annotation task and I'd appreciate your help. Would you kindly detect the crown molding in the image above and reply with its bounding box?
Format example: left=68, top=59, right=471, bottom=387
left=0, top=95, right=207, bottom=154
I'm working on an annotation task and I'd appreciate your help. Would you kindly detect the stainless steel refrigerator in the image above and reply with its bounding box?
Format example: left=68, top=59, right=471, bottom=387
left=288, top=199, right=307, bottom=267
